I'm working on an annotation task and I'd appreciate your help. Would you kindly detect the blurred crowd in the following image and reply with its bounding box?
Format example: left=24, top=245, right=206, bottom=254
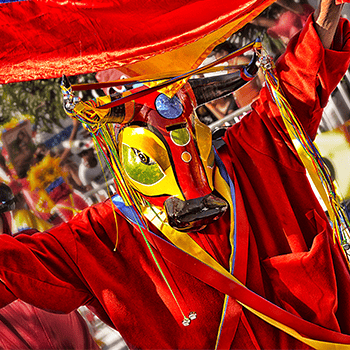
left=0, top=118, right=114, bottom=230
left=0, top=120, right=126, bottom=350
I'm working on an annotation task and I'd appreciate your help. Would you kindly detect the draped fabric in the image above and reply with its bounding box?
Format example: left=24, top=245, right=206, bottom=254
left=0, top=0, right=275, bottom=84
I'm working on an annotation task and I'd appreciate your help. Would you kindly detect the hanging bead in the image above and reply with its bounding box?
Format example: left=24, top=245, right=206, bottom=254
left=182, top=312, right=197, bottom=326
left=189, top=311, right=197, bottom=320
left=182, top=317, right=191, bottom=326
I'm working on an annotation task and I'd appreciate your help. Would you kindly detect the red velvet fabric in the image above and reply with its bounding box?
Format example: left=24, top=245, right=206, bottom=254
left=0, top=16, right=349, bottom=350
left=0, top=0, right=274, bottom=84
left=0, top=300, right=99, bottom=350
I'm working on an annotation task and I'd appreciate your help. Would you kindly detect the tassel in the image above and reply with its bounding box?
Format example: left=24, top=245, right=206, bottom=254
left=259, top=52, right=350, bottom=264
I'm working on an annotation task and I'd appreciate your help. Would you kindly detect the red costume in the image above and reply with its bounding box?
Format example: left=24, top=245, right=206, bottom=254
left=0, top=15, right=350, bottom=350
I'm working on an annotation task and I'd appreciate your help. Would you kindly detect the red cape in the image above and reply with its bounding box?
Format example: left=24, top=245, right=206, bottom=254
left=0, top=0, right=275, bottom=83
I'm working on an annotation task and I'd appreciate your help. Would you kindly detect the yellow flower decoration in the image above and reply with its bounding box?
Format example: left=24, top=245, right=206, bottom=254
left=27, top=155, right=68, bottom=191
left=1, top=119, right=20, bottom=132
left=35, top=193, right=55, bottom=213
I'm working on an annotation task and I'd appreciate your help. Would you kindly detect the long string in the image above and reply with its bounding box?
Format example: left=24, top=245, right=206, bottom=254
left=259, top=52, right=350, bottom=262
left=71, top=65, right=247, bottom=92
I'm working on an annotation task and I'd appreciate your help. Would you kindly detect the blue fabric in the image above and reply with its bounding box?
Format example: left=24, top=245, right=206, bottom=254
left=111, top=195, right=145, bottom=229
left=214, top=149, right=237, bottom=271
left=0, top=0, right=27, bottom=3
left=45, top=177, right=65, bottom=193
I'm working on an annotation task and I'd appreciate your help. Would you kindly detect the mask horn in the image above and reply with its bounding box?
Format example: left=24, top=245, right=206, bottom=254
left=60, top=75, right=135, bottom=125
left=188, top=51, right=260, bottom=107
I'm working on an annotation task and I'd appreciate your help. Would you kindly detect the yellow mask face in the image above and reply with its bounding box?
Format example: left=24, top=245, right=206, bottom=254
left=118, top=125, right=185, bottom=201
left=117, top=115, right=215, bottom=208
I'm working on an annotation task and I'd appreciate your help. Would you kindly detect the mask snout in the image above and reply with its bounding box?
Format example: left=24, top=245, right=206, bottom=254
left=164, top=192, right=227, bottom=232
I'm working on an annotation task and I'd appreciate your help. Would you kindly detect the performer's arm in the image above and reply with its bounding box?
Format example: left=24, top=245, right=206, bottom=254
left=0, top=220, right=92, bottom=311
left=0, top=214, right=34, bottom=308
left=270, top=0, right=350, bottom=140
left=313, top=0, right=344, bottom=49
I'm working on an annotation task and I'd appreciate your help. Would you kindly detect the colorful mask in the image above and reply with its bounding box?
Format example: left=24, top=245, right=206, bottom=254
left=116, top=85, right=227, bottom=231
left=61, top=52, right=259, bottom=231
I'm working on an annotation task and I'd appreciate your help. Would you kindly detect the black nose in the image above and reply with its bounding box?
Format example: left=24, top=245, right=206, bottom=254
left=164, top=192, right=228, bottom=232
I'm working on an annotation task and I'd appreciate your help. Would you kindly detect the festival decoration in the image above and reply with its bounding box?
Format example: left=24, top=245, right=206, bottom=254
left=1, top=1, right=349, bottom=348
left=61, top=41, right=261, bottom=231
left=1, top=120, right=36, bottom=179
left=60, top=43, right=261, bottom=330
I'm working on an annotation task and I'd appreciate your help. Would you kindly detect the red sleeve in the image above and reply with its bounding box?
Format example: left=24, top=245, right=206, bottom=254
left=0, top=214, right=37, bottom=309
left=0, top=222, right=92, bottom=313
left=224, top=16, right=350, bottom=167
left=0, top=280, right=16, bottom=308
left=275, top=15, right=350, bottom=140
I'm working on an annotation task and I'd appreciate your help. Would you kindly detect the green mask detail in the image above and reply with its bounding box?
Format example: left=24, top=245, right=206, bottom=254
left=170, top=128, right=190, bottom=146
left=122, top=144, right=164, bottom=185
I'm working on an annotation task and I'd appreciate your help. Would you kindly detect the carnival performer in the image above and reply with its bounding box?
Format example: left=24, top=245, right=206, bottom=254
left=0, top=0, right=350, bottom=349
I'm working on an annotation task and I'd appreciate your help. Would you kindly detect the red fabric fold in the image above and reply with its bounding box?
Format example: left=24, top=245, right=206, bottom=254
left=0, top=0, right=274, bottom=83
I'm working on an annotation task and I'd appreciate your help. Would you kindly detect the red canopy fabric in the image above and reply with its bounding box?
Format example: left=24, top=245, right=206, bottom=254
left=0, top=0, right=275, bottom=84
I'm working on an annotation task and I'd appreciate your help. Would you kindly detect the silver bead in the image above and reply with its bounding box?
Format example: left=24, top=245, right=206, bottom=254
left=189, top=311, right=197, bottom=320
left=182, top=317, right=191, bottom=326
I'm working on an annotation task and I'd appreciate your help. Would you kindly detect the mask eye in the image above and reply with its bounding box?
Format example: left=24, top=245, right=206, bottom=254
left=122, top=144, right=165, bottom=185
left=134, top=149, right=156, bottom=165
